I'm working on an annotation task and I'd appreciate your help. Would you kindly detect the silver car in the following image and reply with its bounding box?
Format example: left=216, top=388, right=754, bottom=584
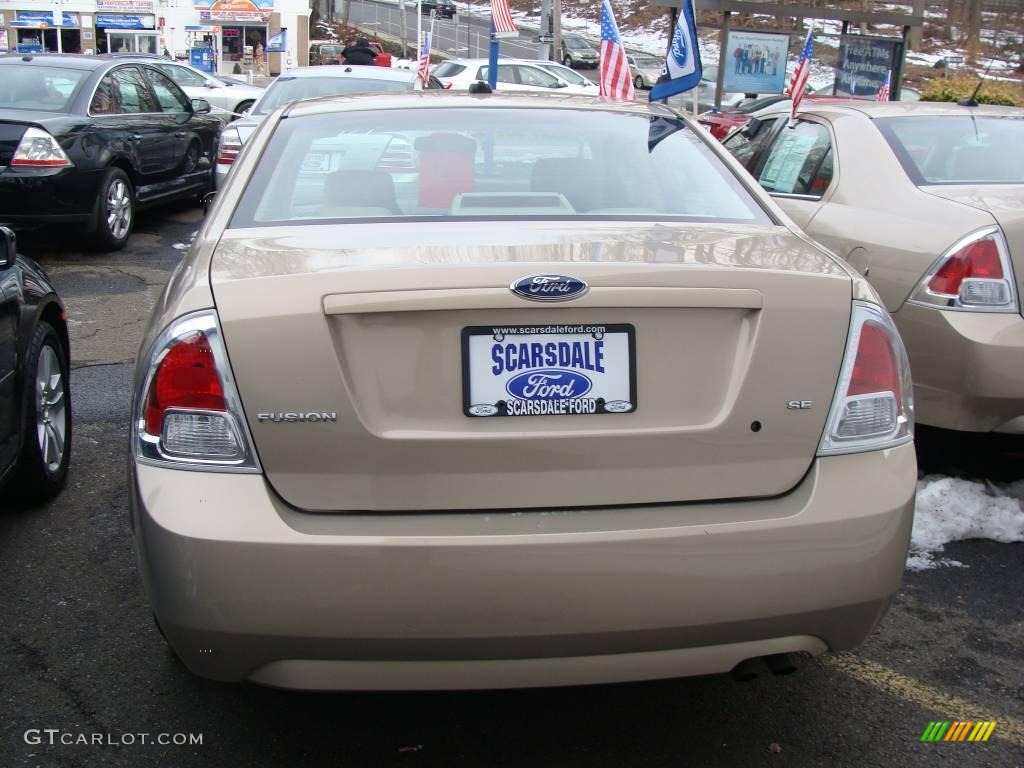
left=627, top=54, right=663, bottom=90
left=215, top=66, right=437, bottom=187
left=101, top=56, right=265, bottom=122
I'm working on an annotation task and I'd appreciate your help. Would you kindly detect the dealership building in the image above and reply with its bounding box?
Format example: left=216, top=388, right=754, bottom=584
left=0, top=0, right=310, bottom=73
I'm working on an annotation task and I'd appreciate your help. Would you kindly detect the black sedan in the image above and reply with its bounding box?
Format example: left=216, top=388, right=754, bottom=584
left=0, top=54, right=220, bottom=251
left=421, top=0, right=456, bottom=18
left=0, top=226, right=71, bottom=504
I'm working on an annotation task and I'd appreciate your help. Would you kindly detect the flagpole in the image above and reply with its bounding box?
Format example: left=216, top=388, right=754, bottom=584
left=487, top=17, right=499, bottom=89
left=416, top=0, right=422, bottom=73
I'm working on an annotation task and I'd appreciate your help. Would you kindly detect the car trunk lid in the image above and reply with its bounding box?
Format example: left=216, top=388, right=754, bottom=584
left=210, top=221, right=852, bottom=511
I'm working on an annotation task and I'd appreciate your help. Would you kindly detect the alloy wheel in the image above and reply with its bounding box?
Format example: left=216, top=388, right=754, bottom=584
left=35, top=345, right=67, bottom=473
left=106, top=179, right=132, bottom=240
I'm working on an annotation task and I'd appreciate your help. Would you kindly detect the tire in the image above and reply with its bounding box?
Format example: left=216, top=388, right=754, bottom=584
left=562, top=55, right=573, bottom=68
left=181, top=141, right=201, bottom=174
left=232, top=99, right=254, bottom=120
left=634, top=74, right=644, bottom=89
left=8, top=322, right=71, bottom=505
left=90, top=167, right=133, bottom=252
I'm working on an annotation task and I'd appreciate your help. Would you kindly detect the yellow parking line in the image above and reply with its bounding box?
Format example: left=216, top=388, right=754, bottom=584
left=824, top=654, right=1023, bottom=747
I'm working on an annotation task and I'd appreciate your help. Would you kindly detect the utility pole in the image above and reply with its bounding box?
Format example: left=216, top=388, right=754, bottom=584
left=399, top=0, right=408, bottom=56
left=552, top=0, right=562, bottom=64
left=539, top=0, right=552, bottom=60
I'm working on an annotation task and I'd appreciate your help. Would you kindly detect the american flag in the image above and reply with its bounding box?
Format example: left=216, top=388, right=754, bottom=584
left=877, top=69, right=892, bottom=102
left=786, top=29, right=813, bottom=121
left=491, top=0, right=518, bottom=37
left=416, top=31, right=432, bottom=86
left=599, top=0, right=635, bottom=100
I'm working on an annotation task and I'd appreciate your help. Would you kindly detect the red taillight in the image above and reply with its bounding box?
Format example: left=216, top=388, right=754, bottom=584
left=10, top=126, right=73, bottom=168
left=818, top=302, right=913, bottom=455
left=143, top=331, right=226, bottom=435
left=217, top=130, right=242, bottom=165
left=847, top=322, right=900, bottom=406
left=927, top=238, right=1003, bottom=296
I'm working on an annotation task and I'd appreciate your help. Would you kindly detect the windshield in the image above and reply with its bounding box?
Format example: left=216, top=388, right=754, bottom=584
left=1, top=66, right=86, bottom=112
left=877, top=115, right=1024, bottom=185
left=634, top=57, right=662, bottom=69
left=231, top=107, right=770, bottom=227
left=564, top=37, right=592, bottom=51
left=252, top=76, right=413, bottom=115
left=433, top=62, right=467, bottom=78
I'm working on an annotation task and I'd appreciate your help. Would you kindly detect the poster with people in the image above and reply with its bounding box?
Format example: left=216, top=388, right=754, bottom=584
left=722, top=30, right=790, bottom=95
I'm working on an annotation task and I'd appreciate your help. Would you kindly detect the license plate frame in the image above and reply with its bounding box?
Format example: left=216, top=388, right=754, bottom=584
left=461, top=323, right=637, bottom=417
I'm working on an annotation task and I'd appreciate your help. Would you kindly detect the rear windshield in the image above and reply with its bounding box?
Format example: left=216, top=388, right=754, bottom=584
left=230, top=107, right=771, bottom=227
left=877, top=115, right=1024, bottom=185
left=1, top=66, right=86, bottom=112
left=433, top=62, right=466, bottom=78
left=252, top=76, right=413, bottom=115
left=634, top=57, right=662, bottom=69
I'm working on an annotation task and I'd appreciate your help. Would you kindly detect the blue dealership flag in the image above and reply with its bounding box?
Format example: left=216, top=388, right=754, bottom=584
left=649, top=0, right=702, bottom=102
left=266, top=30, right=286, bottom=53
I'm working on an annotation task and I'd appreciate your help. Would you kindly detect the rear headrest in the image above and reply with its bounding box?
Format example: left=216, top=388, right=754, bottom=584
left=322, top=170, right=399, bottom=214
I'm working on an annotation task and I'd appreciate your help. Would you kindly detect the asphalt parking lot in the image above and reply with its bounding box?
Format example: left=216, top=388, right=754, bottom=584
left=1, top=209, right=1022, bottom=768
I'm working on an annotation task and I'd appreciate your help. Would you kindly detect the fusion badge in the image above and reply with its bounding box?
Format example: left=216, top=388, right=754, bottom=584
left=510, top=274, right=589, bottom=302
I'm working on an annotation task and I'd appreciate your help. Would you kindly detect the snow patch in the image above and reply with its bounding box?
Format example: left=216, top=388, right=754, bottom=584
left=908, top=475, right=1024, bottom=571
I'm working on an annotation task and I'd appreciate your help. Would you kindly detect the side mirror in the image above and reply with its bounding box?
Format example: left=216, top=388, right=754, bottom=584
left=553, top=81, right=568, bottom=88
left=201, top=190, right=217, bottom=216
left=204, top=79, right=221, bottom=88
left=191, top=98, right=212, bottom=115
left=0, top=226, right=16, bottom=270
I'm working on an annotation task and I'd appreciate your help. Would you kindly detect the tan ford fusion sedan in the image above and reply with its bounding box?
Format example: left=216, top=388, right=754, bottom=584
left=723, top=103, right=1024, bottom=435
left=129, top=93, right=916, bottom=690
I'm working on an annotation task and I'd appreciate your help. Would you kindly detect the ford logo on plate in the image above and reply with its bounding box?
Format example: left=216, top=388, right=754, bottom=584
left=506, top=369, right=593, bottom=400
left=510, top=274, right=588, bottom=302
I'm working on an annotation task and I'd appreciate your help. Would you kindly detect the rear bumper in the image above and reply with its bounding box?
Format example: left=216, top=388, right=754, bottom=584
left=894, top=303, right=1024, bottom=432
left=131, top=445, right=916, bottom=690
left=0, top=167, right=98, bottom=227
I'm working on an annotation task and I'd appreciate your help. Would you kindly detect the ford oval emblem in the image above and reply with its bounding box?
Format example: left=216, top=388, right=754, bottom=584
left=506, top=369, right=592, bottom=400
left=510, top=274, right=588, bottom=302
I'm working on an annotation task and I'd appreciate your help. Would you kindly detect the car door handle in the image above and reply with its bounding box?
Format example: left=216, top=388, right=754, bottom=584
left=127, top=134, right=143, bottom=142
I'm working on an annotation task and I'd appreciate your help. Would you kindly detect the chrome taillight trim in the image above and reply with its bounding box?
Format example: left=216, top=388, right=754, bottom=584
left=817, top=301, right=915, bottom=456
left=132, top=310, right=262, bottom=473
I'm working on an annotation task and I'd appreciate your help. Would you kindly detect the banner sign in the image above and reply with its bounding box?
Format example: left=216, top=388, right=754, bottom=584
left=96, top=0, right=154, bottom=11
left=722, top=30, right=790, bottom=95
left=199, top=9, right=270, bottom=22
left=0, top=29, right=8, bottom=53
left=265, top=28, right=285, bottom=52
left=14, top=10, right=80, bottom=27
left=834, top=35, right=902, bottom=98
left=195, top=0, right=272, bottom=22
left=95, top=13, right=153, bottom=28
left=649, top=0, right=702, bottom=102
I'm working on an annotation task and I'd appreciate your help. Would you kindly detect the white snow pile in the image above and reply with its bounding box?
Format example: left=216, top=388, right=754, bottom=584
left=908, top=476, right=1024, bottom=571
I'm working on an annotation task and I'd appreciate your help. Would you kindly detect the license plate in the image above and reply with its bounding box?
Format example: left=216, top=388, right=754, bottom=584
left=462, top=324, right=636, bottom=417
left=301, top=152, right=330, bottom=173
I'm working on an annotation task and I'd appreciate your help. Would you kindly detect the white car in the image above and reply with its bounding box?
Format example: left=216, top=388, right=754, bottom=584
left=215, top=65, right=438, bottom=187
left=433, top=58, right=590, bottom=94
left=103, top=56, right=265, bottom=122
left=529, top=60, right=599, bottom=94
